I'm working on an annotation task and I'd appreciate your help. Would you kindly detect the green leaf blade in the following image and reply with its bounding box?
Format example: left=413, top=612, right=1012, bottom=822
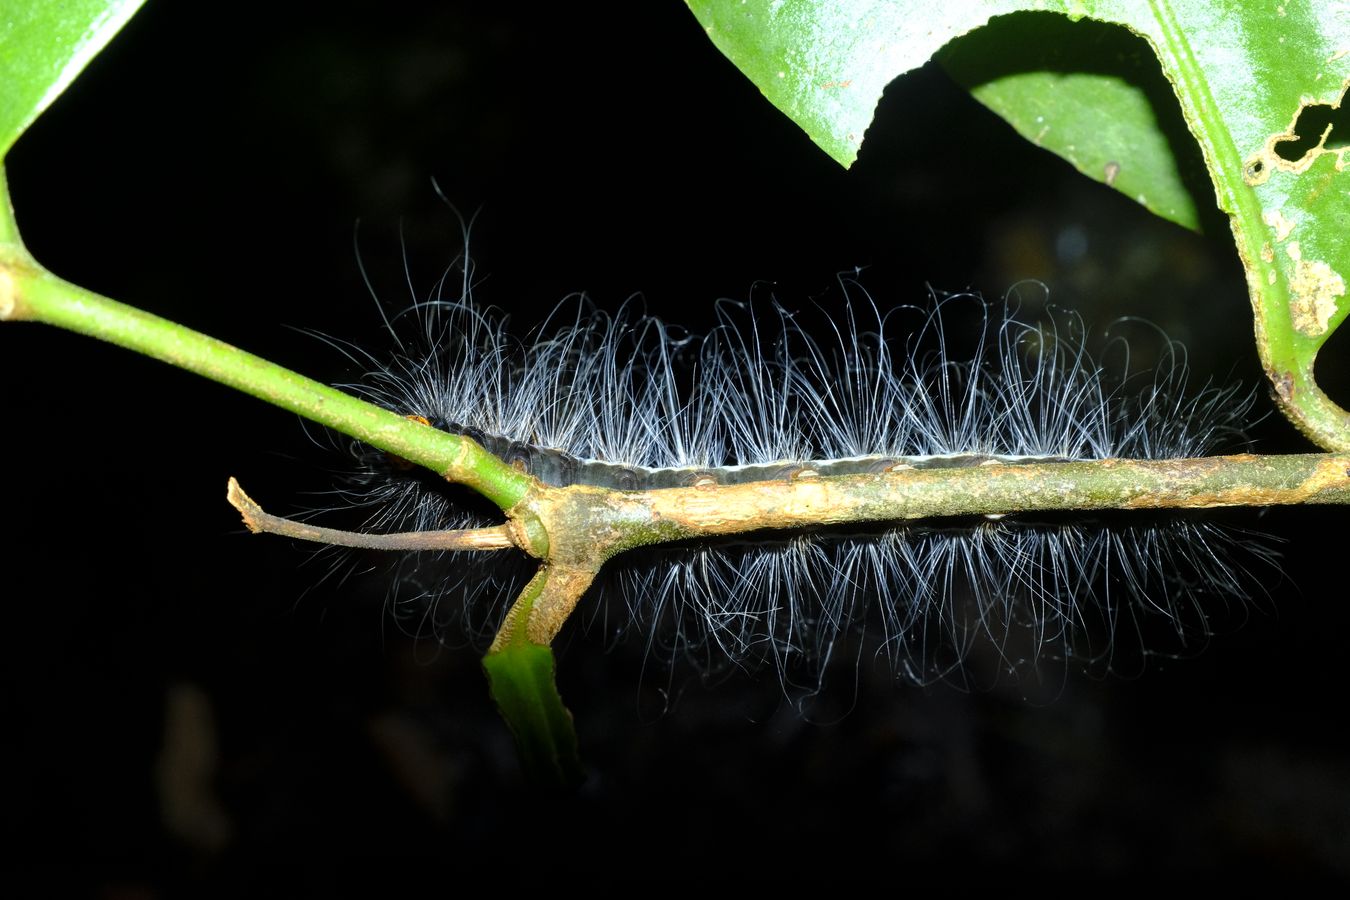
left=686, top=0, right=1024, bottom=166
left=0, top=0, right=148, bottom=157
left=938, top=12, right=1206, bottom=231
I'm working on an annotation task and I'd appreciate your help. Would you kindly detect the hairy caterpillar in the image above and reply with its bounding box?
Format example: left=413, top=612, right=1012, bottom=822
left=321, top=256, right=1275, bottom=696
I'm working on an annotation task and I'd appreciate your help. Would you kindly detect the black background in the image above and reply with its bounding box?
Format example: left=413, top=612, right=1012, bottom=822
left=5, top=2, right=1349, bottom=889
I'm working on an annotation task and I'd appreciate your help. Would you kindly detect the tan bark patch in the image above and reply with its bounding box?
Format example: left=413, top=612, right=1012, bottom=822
left=1288, top=257, right=1346, bottom=336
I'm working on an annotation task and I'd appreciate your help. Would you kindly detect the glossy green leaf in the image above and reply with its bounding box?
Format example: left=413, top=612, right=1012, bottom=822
left=936, top=13, right=1206, bottom=232
left=686, top=0, right=1025, bottom=166
left=0, top=0, right=148, bottom=157
left=685, top=0, right=1350, bottom=448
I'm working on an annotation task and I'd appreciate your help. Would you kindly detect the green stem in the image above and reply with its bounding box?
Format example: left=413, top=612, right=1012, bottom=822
left=483, top=569, right=584, bottom=789
left=0, top=255, right=532, bottom=512
left=16, top=267, right=531, bottom=508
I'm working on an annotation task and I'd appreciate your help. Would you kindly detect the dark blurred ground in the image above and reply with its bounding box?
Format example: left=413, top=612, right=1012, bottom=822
left=4, top=2, right=1349, bottom=891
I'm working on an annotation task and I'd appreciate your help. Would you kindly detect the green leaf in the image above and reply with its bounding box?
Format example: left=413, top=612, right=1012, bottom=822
left=483, top=643, right=583, bottom=790
left=0, top=0, right=148, bottom=157
left=686, top=0, right=1024, bottom=166
left=685, top=0, right=1350, bottom=448
left=936, top=13, right=1207, bottom=232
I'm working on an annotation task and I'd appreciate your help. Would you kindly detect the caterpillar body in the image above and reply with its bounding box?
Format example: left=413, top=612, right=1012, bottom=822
left=328, top=264, right=1274, bottom=695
